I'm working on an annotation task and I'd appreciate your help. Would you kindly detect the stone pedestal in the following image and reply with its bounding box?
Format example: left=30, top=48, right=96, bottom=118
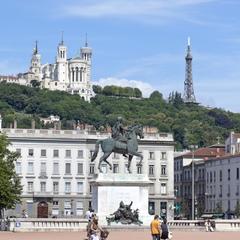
left=91, top=173, right=152, bottom=226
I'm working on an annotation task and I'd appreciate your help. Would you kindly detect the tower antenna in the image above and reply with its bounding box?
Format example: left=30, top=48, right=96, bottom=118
left=183, top=37, right=196, bottom=103
left=34, top=40, right=38, bottom=54
left=61, top=31, right=64, bottom=44
left=85, top=32, right=88, bottom=47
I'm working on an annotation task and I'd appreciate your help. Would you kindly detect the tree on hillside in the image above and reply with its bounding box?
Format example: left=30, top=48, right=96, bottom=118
left=92, top=85, right=102, bottom=94
left=168, top=91, right=184, bottom=108
left=150, top=90, right=163, bottom=100
left=0, top=134, right=22, bottom=219
left=133, top=88, right=142, bottom=98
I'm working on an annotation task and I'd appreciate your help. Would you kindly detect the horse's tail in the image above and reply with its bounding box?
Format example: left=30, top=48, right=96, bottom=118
left=91, top=140, right=101, bottom=162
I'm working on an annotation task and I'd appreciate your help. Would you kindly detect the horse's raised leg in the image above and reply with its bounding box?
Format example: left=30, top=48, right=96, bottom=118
left=133, top=152, right=143, bottom=167
left=98, top=152, right=111, bottom=173
left=127, top=155, right=133, bottom=173
left=104, top=158, right=113, bottom=171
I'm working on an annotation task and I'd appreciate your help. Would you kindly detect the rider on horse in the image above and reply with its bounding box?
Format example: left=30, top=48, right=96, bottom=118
left=111, top=117, right=129, bottom=157
left=111, top=117, right=128, bottom=142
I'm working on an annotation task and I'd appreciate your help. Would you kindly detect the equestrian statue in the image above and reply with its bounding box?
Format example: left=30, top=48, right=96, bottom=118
left=91, top=117, right=144, bottom=173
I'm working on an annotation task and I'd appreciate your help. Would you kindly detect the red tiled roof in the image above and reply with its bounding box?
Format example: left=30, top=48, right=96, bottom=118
left=176, top=147, right=225, bottom=160
left=207, top=152, right=240, bottom=162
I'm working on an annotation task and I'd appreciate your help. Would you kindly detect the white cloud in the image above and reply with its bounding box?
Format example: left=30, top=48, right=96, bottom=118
left=93, top=77, right=155, bottom=97
left=60, top=0, right=219, bottom=24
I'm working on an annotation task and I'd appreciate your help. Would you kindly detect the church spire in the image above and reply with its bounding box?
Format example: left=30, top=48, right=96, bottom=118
left=34, top=40, right=38, bottom=54
left=85, top=32, right=88, bottom=47
left=61, top=31, right=64, bottom=45
left=183, top=37, right=196, bottom=103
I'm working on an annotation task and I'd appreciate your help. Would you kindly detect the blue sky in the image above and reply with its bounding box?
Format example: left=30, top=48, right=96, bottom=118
left=1, top=0, right=240, bottom=112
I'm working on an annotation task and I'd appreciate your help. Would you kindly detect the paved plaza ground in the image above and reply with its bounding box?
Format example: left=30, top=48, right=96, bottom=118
left=1, top=230, right=240, bottom=240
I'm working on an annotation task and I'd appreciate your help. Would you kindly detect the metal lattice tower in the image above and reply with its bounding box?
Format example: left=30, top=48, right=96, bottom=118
left=183, top=37, right=196, bottom=103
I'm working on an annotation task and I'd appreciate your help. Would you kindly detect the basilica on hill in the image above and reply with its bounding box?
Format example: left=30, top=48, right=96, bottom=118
left=0, top=38, right=94, bottom=101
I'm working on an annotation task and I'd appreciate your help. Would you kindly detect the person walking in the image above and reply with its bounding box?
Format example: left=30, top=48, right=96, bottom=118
left=89, top=215, right=103, bottom=240
left=161, top=218, right=169, bottom=239
left=150, top=215, right=161, bottom=240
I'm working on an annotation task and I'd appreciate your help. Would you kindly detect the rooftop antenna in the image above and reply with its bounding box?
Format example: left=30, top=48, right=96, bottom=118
left=61, top=31, right=64, bottom=44
left=85, top=32, right=88, bottom=47
left=187, top=36, right=191, bottom=46
left=34, top=40, right=38, bottom=54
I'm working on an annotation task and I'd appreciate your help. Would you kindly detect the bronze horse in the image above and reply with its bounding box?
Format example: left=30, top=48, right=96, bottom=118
left=91, top=125, right=144, bottom=173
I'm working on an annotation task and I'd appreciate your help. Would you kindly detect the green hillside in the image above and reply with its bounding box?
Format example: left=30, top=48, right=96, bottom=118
left=1, top=82, right=240, bottom=150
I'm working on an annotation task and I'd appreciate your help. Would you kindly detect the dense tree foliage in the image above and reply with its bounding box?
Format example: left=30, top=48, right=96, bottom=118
left=1, top=82, right=240, bottom=149
left=92, top=85, right=142, bottom=98
left=0, top=134, right=22, bottom=218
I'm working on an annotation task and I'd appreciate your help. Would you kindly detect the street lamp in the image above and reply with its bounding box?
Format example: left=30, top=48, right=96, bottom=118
left=189, top=144, right=198, bottom=220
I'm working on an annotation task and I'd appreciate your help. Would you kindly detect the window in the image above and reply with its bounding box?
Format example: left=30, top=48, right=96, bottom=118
left=40, top=162, right=47, bottom=176
left=90, top=150, right=95, bottom=158
left=220, top=170, right=222, bottom=182
left=160, top=201, right=167, bottom=218
left=161, top=183, right=167, bottom=195
left=28, top=149, right=34, bottom=157
left=214, top=171, right=216, bottom=182
left=77, top=182, right=83, bottom=193
left=89, top=164, right=95, bottom=174
left=65, top=150, right=71, bottom=158
left=27, top=162, right=34, bottom=174
left=149, top=165, right=154, bottom=176
left=53, top=150, right=59, bottom=158
left=210, top=172, right=212, bottom=183
left=228, top=169, right=231, bottom=181
left=53, top=201, right=59, bottom=207
left=40, top=182, right=46, bottom=192
left=137, top=165, right=142, bottom=174
left=77, top=150, right=83, bottom=159
left=53, top=162, right=59, bottom=175
left=65, top=182, right=71, bottom=193
left=237, top=168, right=239, bottom=180
left=16, top=162, right=22, bottom=174
left=219, top=185, right=222, bottom=197
left=101, top=165, right=107, bottom=174
left=16, top=148, right=21, bottom=155
left=149, top=152, right=155, bottom=160
left=113, top=164, right=119, bottom=173
left=64, top=200, right=72, bottom=216
left=41, top=149, right=46, bottom=157
left=27, top=182, right=33, bottom=192
left=161, top=152, right=167, bottom=160
left=77, top=163, right=83, bottom=175
left=53, top=182, right=59, bottom=193
left=161, top=165, right=167, bottom=176
left=236, top=185, right=239, bottom=196
left=65, top=163, right=71, bottom=174
left=76, top=201, right=83, bottom=216
left=149, top=202, right=155, bottom=215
